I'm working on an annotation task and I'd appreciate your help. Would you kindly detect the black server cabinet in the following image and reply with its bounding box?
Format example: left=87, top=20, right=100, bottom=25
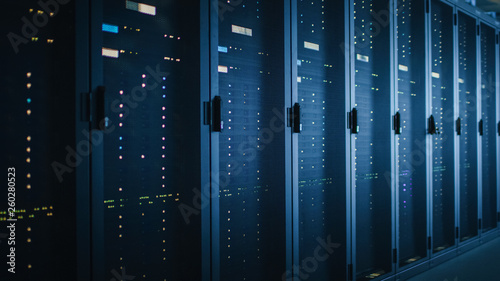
left=457, top=11, right=478, bottom=242
left=430, top=0, right=455, bottom=253
left=213, top=1, right=288, bottom=280
left=296, top=0, right=347, bottom=280
left=479, top=23, right=497, bottom=233
left=352, top=0, right=393, bottom=279
left=1, top=1, right=81, bottom=280
left=90, top=0, right=203, bottom=280
left=396, top=0, right=428, bottom=268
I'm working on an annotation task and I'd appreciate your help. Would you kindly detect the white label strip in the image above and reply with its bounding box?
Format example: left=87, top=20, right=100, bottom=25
left=218, top=65, right=228, bottom=73
left=398, top=64, right=408, bottom=72
left=231, top=25, right=252, bottom=37
left=356, top=54, right=369, bottom=62
left=304, top=41, right=319, bottom=51
left=102, top=47, right=119, bottom=58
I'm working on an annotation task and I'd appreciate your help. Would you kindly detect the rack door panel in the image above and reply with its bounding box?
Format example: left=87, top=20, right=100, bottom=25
left=396, top=0, right=428, bottom=268
left=0, top=2, right=78, bottom=281
left=297, top=0, right=347, bottom=280
left=480, top=23, right=497, bottom=232
left=457, top=11, right=478, bottom=242
left=216, top=1, right=287, bottom=280
left=353, top=0, right=393, bottom=279
left=430, top=0, right=455, bottom=253
left=96, top=1, right=202, bottom=280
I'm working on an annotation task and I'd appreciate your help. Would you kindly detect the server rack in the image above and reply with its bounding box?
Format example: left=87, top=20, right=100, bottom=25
left=209, top=1, right=291, bottom=280
left=350, top=0, right=394, bottom=280
left=479, top=21, right=497, bottom=233
left=457, top=9, right=479, bottom=244
left=395, top=0, right=429, bottom=272
left=89, top=0, right=204, bottom=280
left=428, top=0, right=457, bottom=259
left=1, top=1, right=83, bottom=280
left=293, top=0, right=348, bottom=280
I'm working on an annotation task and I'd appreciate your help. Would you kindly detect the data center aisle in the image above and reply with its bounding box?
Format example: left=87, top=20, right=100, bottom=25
left=407, top=237, right=500, bottom=281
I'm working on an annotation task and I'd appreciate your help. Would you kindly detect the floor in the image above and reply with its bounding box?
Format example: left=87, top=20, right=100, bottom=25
left=407, top=236, right=500, bottom=281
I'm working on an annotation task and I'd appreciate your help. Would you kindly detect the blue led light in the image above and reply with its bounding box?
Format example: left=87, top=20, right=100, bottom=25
left=119, top=136, right=123, bottom=140
left=102, top=23, right=119, bottom=34
left=27, top=98, right=32, bottom=104
left=218, top=46, right=228, bottom=53
left=163, top=95, right=166, bottom=98
left=119, top=146, right=123, bottom=150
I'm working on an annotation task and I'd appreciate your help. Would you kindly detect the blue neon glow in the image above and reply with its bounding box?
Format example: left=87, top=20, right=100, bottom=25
left=218, top=46, right=228, bottom=53
left=102, top=23, right=119, bottom=34
left=27, top=98, right=32, bottom=104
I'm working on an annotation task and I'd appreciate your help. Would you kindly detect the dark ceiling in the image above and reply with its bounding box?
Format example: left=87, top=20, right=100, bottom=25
left=476, top=0, right=500, bottom=13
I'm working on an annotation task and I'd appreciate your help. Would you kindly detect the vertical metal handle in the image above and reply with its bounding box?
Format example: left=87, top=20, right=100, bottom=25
left=95, top=86, right=107, bottom=130
left=350, top=108, right=359, bottom=134
left=428, top=115, right=436, bottom=135
left=394, top=112, right=402, bottom=135
left=479, top=119, right=483, bottom=136
left=212, top=96, right=223, bottom=132
left=456, top=117, right=461, bottom=136
left=292, top=103, right=301, bottom=133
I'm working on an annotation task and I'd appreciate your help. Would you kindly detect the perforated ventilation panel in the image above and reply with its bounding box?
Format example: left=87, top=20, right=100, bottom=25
left=217, top=1, right=287, bottom=280
left=458, top=11, right=478, bottom=243
left=297, top=0, right=347, bottom=279
left=430, top=0, right=455, bottom=253
left=396, top=0, right=428, bottom=267
left=100, top=1, right=201, bottom=280
left=353, top=0, right=393, bottom=279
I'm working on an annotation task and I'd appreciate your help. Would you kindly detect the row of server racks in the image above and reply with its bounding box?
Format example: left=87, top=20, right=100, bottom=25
left=1, top=0, right=499, bottom=280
